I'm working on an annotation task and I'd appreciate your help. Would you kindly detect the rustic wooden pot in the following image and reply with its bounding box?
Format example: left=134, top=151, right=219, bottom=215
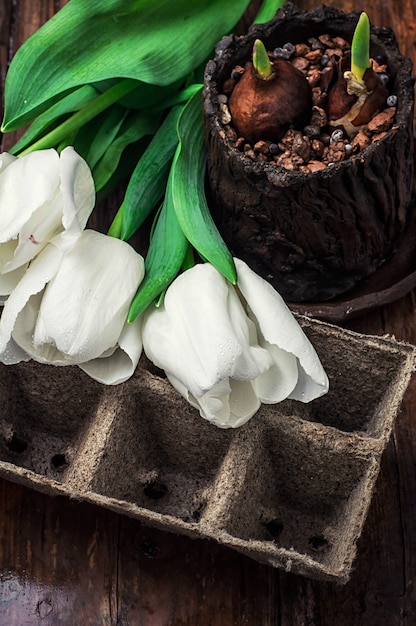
left=203, top=3, right=415, bottom=302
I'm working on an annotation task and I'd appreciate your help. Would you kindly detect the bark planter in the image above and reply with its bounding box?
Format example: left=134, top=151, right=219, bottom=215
left=203, top=3, right=415, bottom=303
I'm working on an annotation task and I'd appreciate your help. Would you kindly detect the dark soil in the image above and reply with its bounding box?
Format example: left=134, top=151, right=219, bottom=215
left=220, top=33, right=397, bottom=173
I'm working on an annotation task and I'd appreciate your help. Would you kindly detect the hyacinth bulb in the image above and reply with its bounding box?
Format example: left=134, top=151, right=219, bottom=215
left=324, top=55, right=357, bottom=120
left=324, top=55, right=389, bottom=136
left=325, top=12, right=389, bottom=137
left=228, top=40, right=312, bottom=144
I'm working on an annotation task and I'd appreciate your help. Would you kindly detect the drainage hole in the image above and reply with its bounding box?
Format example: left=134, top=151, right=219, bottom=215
left=139, top=538, right=159, bottom=558
left=6, top=433, right=28, bottom=454
left=264, top=518, right=284, bottom=539
left=308, top=534, right=329, bottom=551
left=51, top=453, right=69, bottom=470
left=143, top=479, right=167, bottom=500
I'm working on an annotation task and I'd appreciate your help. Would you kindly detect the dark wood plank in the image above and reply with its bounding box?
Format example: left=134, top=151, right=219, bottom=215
left=346, top=295, right=416, bottom=625
left=0, top=482, right=119, bottom=624
left=116, top=516, right=280, bottom=626
left=0, top=1, right=415, bottom=624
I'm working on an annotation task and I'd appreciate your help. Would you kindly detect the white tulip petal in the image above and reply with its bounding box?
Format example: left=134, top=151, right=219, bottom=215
left=199, top=399, right=231, bottom=426
left=166, top=375, right=233, bottom=429
left=0, top=152, right=17, bottom=173
left=253, top=341, right=298, bottom=402
left=0, top=264, right=28, bottom=300
left=1, top=230, right=144, bottom=380
left=235, top=258, right=329, bottom=401
left=163, top=265, right=248, bottom=390
left=165, top=372, right=196, bottom=406
left=194, top=379, right=232, bottom=427
left=12, top=291, right=65, bottom=364
left=143, top=263, right=269, bottom=398
left=226, top=284, right=274, bottom=380
left=0, top=237, right=18, bottom=271
left=79, top=315, right=143, bottom=385
left=59, top=147, right=95, bottom=234
left=143, top=275, right=240, bottom=396
left=33, top=230, right=144, bottom=363
left=0, top=150, right=60, bottom=242
left=0, top=336, right=31, bottom=365
left=0, top=148, right=95, bottom=278
left=0, top=244, right=63, bottom=359
left=228, top=379, right=262, bottom=427
left=4, top=192, right=64, bottom=272
left=189, top=378, right=260, bottom=428
left=288, top=363, right=330, bottom=403
left=0, top=240, right=28, bottom=297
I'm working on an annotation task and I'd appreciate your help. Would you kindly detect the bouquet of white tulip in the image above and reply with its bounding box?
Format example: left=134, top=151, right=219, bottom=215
left=0, top=0, right=329, bottom=427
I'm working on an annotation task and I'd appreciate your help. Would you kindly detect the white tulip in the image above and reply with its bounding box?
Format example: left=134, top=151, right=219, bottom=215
left=142, top=259, right=329, bottom=428
left=0, top=147, right=95, bottom=299
left=0, top=229, right=145, bottom=385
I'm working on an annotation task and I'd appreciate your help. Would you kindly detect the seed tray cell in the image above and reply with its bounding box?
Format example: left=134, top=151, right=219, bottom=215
left=0, top=317, right=413, bottom=583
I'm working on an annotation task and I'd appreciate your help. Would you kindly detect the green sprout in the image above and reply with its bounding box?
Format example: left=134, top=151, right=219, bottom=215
left=351, top=12, right=371, bottom=82
left=253, top=39, right=274, bottom=80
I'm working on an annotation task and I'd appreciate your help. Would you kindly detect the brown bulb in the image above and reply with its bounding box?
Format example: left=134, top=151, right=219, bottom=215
left=325, top=57, right=357, bottom=121
left=350, top=68, right=389, bottom=125
left=228, top=59, right=312, bottom=144
left=325, top=57, right=389, bottom=131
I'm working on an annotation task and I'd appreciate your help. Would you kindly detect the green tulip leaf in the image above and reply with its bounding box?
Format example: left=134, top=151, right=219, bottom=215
left=128, top=174, right=189, bottom=322
left=81, top=105, right=129, bottom=170
left=118, top=103, right=184, bottom=241
left=15, top=78, right=139, bottom=156
left=2, top=0, right=251, bottom=132
left=152, top=83, right=206, bottom=113
left=253, top=40, right=274, bottom=80
left=10, top=84, right=100, bottom=155
left=93, top=109, right=159, bottom=191
left=351, top=12, right=371, bottom=82
left=97, top=139, right=149, bottom=201
left=92, top=79, right=182, bottom=111
left=171, top=88, right=237, bottom=284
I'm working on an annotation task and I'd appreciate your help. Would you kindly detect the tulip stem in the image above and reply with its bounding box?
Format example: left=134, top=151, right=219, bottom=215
left=15, top=79, right=139, bottom=156
left=107, top=205, right=123, bottom=239
left=182, top=244, right=195, bottom=271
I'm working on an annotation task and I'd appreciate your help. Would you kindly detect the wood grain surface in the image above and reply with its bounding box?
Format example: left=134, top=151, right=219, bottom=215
left=1, top=1, right=416, bottom=624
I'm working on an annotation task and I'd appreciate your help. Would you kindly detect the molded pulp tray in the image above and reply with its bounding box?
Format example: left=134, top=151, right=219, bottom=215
left=0, top=317, right=414, bottom=583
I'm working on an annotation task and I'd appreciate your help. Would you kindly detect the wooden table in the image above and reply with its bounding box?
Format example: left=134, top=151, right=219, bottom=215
left=0, top=1, right=415, bottom=624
